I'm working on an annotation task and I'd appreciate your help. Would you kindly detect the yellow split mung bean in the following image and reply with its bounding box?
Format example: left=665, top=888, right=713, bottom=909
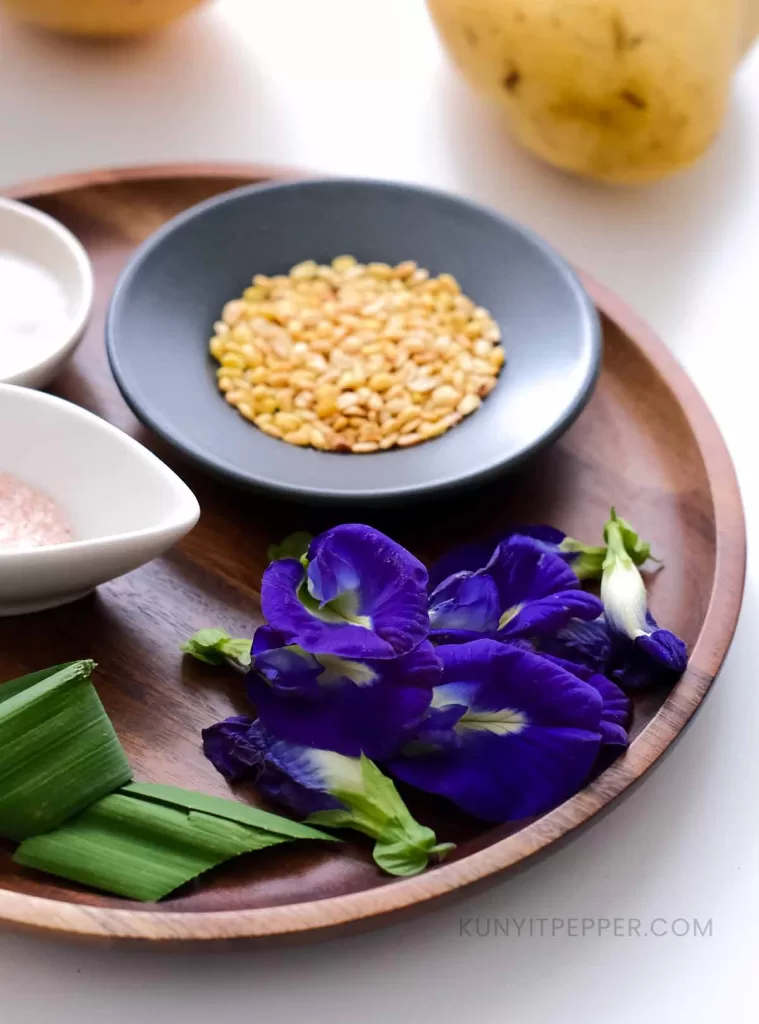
left=210, top=256, right=505, bottom=454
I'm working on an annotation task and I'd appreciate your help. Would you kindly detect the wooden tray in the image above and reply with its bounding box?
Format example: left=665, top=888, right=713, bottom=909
left=0, top=164, right=745, bottom=946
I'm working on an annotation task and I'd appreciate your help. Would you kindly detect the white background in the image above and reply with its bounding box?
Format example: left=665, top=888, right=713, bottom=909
left=1, top=2, right=758, bottom=1021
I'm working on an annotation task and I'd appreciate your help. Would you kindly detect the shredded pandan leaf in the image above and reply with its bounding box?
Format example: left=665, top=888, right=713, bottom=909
left=15, top=784, right=335, bottom=902
left=0, top=661, right=132, bottom=841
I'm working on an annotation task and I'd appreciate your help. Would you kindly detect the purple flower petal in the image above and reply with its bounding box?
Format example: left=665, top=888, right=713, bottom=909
left=306, top=534, right=361, bottom=605
left=202, top=716, right=341, bottom=815
left=537, top=651, right=628, bottom=752
left=251, top=642, right=324, bottom=698
left=248, top=638, right=440, bottom=759
left=409, top=703, right=469, bottom=751
left=537, top=651, right=595, bottom=681
left=636, top=628, right=688, bottom=674
left=252, top=624, right=291, bottom=656
left=486, top=535, right=582, bottom=612
left=516, top=525, right=568, bottom=546
left=428, top=540, right=497, bottom=592
left=256, top=732, right=345, bottom=816
left=202, top=715, right=265, bottom=783
left=261, top=525, right=429, bottom=659
left=428, top=526, right=567, bottom=591
left=540, top=617, right=614, bottom=672
left=609, top=625, right=688, bottom=691
left=584, top=673, right=630, bottom=755
left=499, top=590, right=604, bottom=640
left=428, top=572, right=500, bottom=634
left=386, top=639, right=604, bottom=822
left=542, top=613, right=687, bottom=691
left=261, top=558, right=394, bottom=659
left=429, top=536, right=602, bottom=645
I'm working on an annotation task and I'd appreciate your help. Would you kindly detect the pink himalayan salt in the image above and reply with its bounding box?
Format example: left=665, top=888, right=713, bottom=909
left=0, top=472, right=73, bottom=552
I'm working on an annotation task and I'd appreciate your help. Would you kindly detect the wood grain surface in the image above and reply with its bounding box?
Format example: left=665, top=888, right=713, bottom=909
left=0, top=164, right=746, bottom=946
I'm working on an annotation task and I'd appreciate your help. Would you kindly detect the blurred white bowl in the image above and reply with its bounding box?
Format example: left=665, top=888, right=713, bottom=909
left=0, top=198, right=94, bottom=388
left=0, top=385, right=200, bottom=615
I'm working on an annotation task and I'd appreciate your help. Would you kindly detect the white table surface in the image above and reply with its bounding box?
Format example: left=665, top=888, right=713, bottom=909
left=1, top=2, right=757, bottom=1020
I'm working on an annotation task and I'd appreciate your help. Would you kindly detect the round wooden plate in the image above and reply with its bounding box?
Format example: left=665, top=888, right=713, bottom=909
left=0, top=164, right=746, bottom=946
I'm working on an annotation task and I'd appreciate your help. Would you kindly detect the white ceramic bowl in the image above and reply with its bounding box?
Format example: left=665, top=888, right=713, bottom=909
left=0, top=197, right=94, bottom=388
left=0, top=385, right=200, bottom=615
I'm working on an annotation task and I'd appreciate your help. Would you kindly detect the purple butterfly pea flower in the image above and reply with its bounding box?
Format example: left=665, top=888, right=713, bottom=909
left=539, top=616, right=614, bottom=672
left=261, top=524, right=429, bottom=660
left=633, top=616, right=688, bottom=674
left=428, top=525, right=567, bottom=591
left=248, top=626, right=440, bottom=760
left=589, top=672, right=632, bottom=762
left=428, top=535, right=603, bottom=645
left=538, top=651, right=630, bottom=760
left=543, top=612, right=687, bottom=692
left=201, top=715, right=268, bottom=784
left=600, top=511, right=687, bottom=689
left=385, top=639, right=607, bottom=822
left=202, top=716, right=342, bottom=814
left=202, top=717, right=453, bottom=875
left=605, top=614, right=687, bottom=690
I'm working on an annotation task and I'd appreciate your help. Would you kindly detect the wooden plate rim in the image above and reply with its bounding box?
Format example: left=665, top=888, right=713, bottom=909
left=0, top=163, right=746, bottom=944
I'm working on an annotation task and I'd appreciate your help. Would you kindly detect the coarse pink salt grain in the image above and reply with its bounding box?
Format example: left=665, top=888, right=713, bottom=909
left=0, top=472, right=73, bottom=552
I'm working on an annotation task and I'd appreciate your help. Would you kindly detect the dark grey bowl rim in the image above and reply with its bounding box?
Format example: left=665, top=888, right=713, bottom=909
left=106, top=177, right=602, bottom=503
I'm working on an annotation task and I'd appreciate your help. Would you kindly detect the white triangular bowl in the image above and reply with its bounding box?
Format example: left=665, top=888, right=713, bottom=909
left=0, top=384, right=200, bottom=615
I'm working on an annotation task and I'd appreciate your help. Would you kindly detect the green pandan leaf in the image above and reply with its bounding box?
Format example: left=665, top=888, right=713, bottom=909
left=15, top=792, right=281, bottom=902
left=0, top=661, right=81, bottom=706
left=1, top=662, right=339, bottom=902
left=124, top=783, right=337, bottom=843
left=0, top=661, right=132, bottom=841
left=15, top=785, right=336, bottom=902
left=181, top=628, right=252, bottom=668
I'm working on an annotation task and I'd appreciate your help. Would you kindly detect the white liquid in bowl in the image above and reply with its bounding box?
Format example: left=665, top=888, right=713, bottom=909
left=0, top=252, right=71, bottom=378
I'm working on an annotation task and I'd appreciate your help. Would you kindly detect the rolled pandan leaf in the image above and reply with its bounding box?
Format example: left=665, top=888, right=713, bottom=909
left=15, top=784, right=335, bottom=902
left=0, top=661, right=132, bottom=841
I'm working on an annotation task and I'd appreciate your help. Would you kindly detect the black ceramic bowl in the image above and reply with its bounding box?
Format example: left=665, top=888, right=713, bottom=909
left=106, top=179, right=601, bottom=503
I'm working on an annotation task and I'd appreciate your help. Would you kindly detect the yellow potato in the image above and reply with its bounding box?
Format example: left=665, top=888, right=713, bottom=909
left=428, top=0, right=758, bottom=183
left=1, top=0, right=206, bottom=37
